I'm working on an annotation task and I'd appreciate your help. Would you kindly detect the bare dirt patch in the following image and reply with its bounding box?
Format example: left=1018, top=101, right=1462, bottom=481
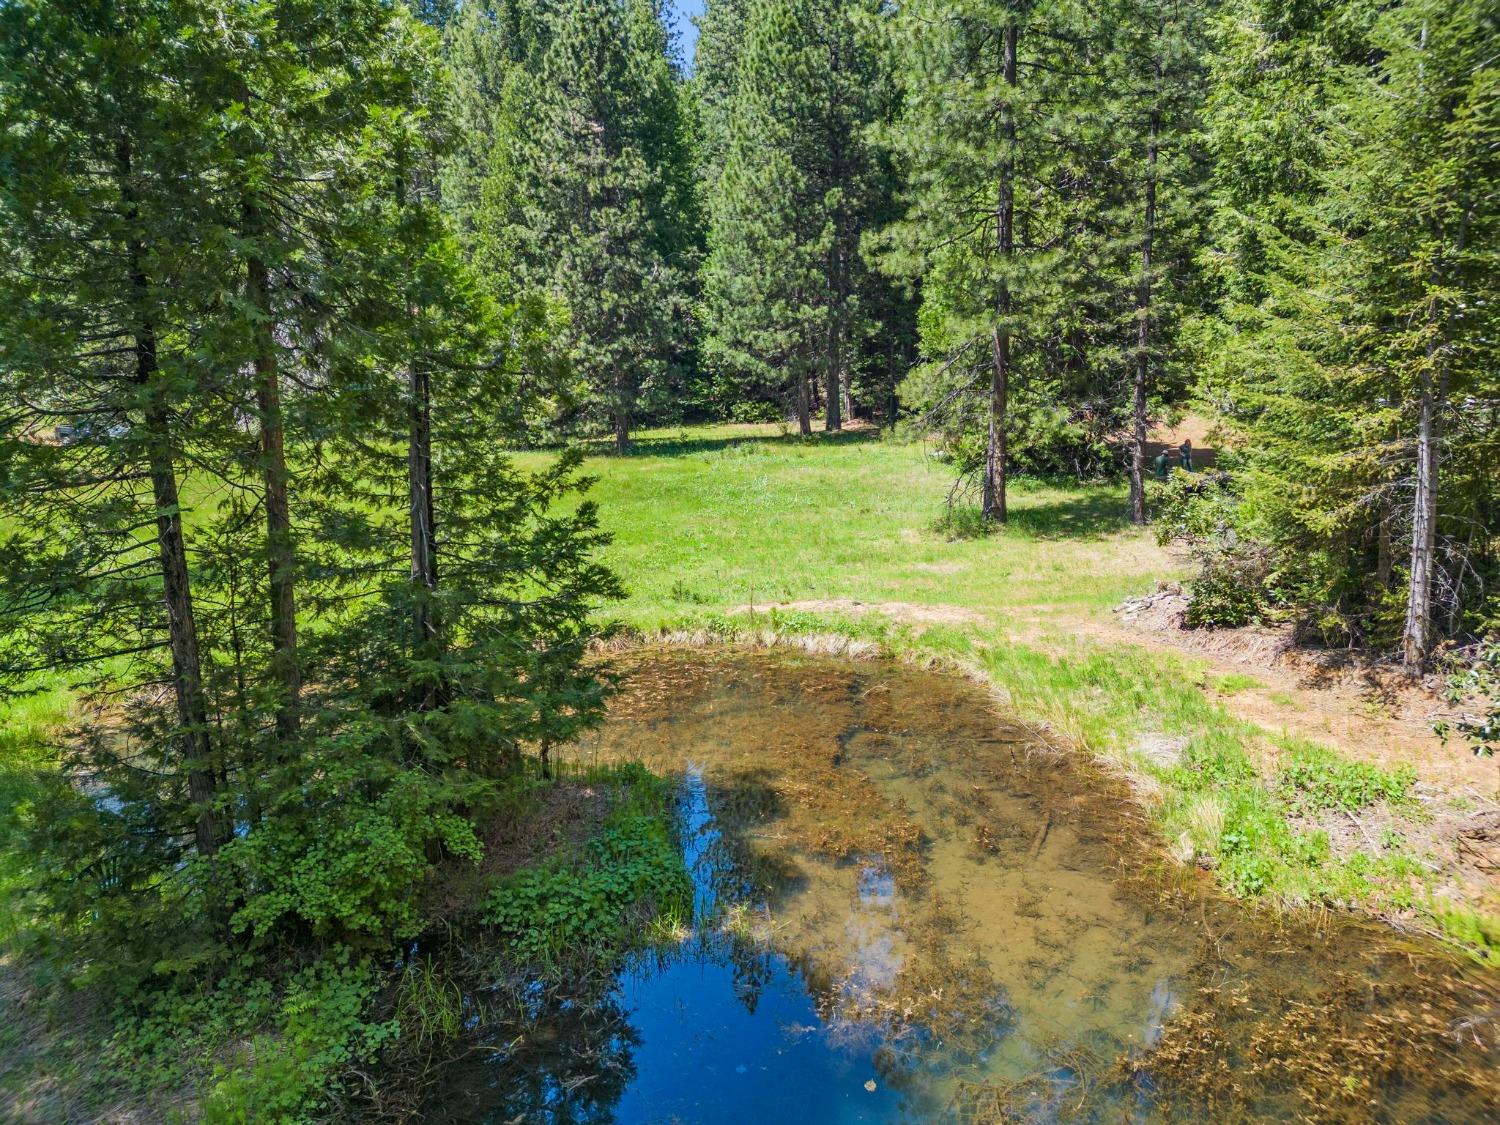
left=729, top=597, right=987, bottom=629
left=1289, top=794, right=1500, bottom=934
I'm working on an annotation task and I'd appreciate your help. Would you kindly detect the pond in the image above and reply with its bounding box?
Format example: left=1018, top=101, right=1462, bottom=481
left=427, top=649, right=1500, bottom=1123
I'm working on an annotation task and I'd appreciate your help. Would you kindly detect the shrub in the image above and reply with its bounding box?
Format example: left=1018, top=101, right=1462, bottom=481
left=224, top=769, right=484, bottom=945
left=1437, top=639, right=1500, bottom=760
left=480, top=764, right=691, bottom=968
left=1184, top=545, right=1272, bottom=628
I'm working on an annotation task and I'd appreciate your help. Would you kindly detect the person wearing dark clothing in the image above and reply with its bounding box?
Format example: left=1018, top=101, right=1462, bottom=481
left=1178, top=439, right=1193, bottom=471
left=1152, top=448, right=1173, bottom=480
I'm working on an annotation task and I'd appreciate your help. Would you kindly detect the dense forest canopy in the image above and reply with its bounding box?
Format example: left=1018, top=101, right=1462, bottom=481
left=0, top=0, right=1496, bottom=1116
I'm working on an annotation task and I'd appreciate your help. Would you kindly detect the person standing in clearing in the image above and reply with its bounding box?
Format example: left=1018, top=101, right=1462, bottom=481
left=1153, top=446, right=1173, bottom=480
left=1178, top=439, right=1193, bottom=472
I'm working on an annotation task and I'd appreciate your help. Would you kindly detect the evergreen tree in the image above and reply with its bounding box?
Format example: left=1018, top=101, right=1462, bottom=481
left=701, top=0, right=889, bottom=432
left=488, top=0, right=693, bottom=449
left=1196, top=0, right=1499, bottom=657
left=879, top=0, right=1093, bottom=517
left=1096, top=0, right=1212, bottom=523
left=0, top=0, right=232, bottom=875
left=691, top=0, right=752, bottom=202
left=1, top=0, right=622, bottom=964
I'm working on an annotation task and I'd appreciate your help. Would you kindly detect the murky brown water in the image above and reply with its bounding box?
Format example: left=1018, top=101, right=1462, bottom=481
left=436, top=648, right=1500, bottom=1123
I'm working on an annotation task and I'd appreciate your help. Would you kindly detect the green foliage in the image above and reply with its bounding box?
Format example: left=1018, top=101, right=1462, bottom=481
left=1276, top=749, right=1415, bottom=814
left=463, top=0, right=699, bottom=447
left=1183, top=546, right=1271, bottom=629
left=699, top=0, right=913, bottom=428
left=1152, top=470, right=1239, bottom=548
left=225, top=773, right=483, bottom=943
left=199, top=956, right=397, bottom=1124
left=1149, top=470, right=1276, bottom=629
left=1196, top=0, right=1500, bottom=655
left=103, top=950, right=393, bottom=1124
left=1436, top=640, right=1500, bottom=759
left=480, top=765, right=691, bottom=967
left=879, top=0, right=1209, bottom=511
left=1431, top=903, right=1500, bottom=969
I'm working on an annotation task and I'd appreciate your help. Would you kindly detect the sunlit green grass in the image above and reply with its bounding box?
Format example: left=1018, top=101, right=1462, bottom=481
left=518, top=422, right=1171, bottom=630
left=1, top=421, right=1491, bottom=963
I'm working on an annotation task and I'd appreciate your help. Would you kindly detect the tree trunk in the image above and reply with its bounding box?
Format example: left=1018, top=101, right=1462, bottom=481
left=825, top=307, right=843, bottom=433
left=243, top=201, right=299, bottom=740
left=983, top=22, right=1017, bottom=524
left=1402, top=200, right=1470, bottom=668
left=796, top=363, right=812, bottom=435
left=117, top=134, right=221, bottom=857
left=1129, top=52, right=1161, bottom=527
left=1403, top=365, right=1444, bottom=667
left=408, top=350, right=438, bottom=658
left=614, top=405, right=629, bottom=454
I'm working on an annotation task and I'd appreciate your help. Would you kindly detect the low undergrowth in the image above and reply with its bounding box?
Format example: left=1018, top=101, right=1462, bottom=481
left=478, top=763, right=692, bottom=970
left=0, top=760, right=689, bottom=1122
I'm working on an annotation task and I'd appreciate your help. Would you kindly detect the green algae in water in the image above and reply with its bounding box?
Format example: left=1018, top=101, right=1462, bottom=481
left=431, top=649, right=1500, bottom=1123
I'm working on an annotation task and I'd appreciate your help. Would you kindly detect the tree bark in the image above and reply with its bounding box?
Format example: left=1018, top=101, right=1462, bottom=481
left=796, top=361, right=812, bottom=435
left=1403, top=364, right=1445, bottom=667
left=242, top=200, right=299, bottom=739
left=612, top=396, right=630, bottom=453
left=983, top=21, right=1017, bottom=524
left=1402, top=200, right=1470, bottom=668
left=825, top=303, right=843, bottom=433
left=117, top=134, right=222, bottom=857
left=408, top=350, right=438, bottom=652
left=1129, top=50, right=1161, bottom=527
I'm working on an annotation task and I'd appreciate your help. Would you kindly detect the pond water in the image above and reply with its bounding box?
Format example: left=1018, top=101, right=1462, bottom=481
left=428, top=649, right=1500, bottom=1123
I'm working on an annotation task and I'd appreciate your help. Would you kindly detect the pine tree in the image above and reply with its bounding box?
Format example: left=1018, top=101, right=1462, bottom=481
left=1, top=0, right=623, bottom=960
left=495, top=0, right=691, bottom=450
left=879, top=0, right=1092, bottom=518
left=1197, top=0, right=1499, bottom=657
left=0, top=0, right=231, bottom=868
left=700, top=0, right=888, bottom=432
left=1094, top=0, right=1211, bottom=524
left=691, top=0, right=752, bottom=204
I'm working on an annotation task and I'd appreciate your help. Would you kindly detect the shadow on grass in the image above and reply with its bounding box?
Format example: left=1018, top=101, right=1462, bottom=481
left=581, top=427, right=881, bottom=459
left=1005, top=486, right=1135, bottom=540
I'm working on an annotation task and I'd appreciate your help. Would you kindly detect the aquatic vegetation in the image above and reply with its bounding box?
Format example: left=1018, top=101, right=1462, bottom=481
left=414, top=651, right=1500, bottom=1121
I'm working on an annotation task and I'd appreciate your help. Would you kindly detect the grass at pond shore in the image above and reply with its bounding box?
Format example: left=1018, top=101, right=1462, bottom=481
left=531, top=421, right=1497, bottom=964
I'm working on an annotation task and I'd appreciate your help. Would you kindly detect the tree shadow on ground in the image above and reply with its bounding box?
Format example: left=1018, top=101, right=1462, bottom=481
left=1003, top=485, right=1136, bottom=541
left=581, top=426, right=881, bottom=459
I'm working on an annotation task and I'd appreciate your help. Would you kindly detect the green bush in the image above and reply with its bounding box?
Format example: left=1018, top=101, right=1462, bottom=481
left=1184, top=546, right=1271, bottom=628
left=1152, top=469, right=1238, bottom=546
left=199, top=955, right=396, bottom=1124
left=224, top=770, right=484, bottom=944
left=1437, top=639, right=1500, bottom=759
left=480, top=764, right=691, bottom=967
